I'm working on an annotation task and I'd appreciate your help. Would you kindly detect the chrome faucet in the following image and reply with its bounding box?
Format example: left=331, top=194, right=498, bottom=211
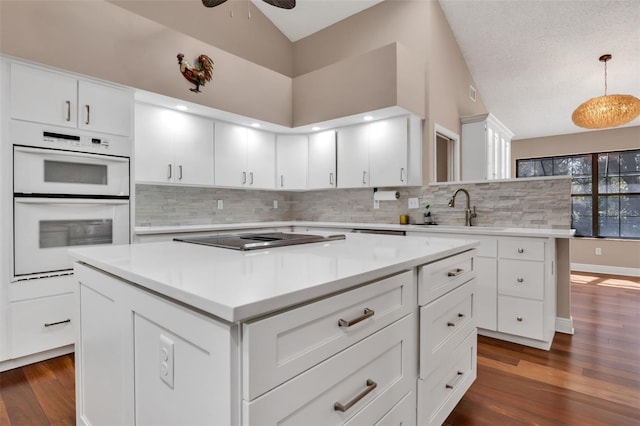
left=448, top=188, right=477, bottom=226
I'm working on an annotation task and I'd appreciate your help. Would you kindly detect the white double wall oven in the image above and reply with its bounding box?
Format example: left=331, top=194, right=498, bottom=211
left=12, top=121, right=131, bottom=278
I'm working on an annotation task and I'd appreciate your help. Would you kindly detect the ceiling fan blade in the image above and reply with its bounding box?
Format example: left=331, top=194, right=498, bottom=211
left=202, top=0, right=228, bottom=7
left=262, top=0, right=296, bottom=9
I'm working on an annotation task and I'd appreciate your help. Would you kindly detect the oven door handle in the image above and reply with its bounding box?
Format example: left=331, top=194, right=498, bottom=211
left=14, top=146, right=130, bottom=163
left=14, top=198, right=129, bottom=205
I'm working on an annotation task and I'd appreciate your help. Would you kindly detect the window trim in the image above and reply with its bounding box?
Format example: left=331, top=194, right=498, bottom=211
left=516, top=149, right=640, bottom=240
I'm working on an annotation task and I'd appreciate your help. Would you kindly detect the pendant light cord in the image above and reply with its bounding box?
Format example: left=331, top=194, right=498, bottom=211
left=604, top=58, right=608, bottom=96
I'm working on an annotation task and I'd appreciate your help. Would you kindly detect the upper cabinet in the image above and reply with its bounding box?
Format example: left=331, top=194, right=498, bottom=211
left=307, top=131, right=337, bottom=190
left=276, top=134, right=308, bottom=190
left=214, top=122, right=275, bottom=189
left=135, top=103, right=214, bottom=186
left=461, top=113, right=514, bottom=181
left=10, top=63, right=132, bottom=136
left=337, top=116, right=421, bottom=188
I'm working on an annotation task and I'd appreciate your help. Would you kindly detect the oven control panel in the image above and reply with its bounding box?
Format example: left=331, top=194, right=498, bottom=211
left=43, top=132, right=110, bottom=150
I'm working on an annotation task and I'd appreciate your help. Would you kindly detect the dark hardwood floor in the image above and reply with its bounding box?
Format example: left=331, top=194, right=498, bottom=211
left=1, top=272, right=638, bottom=425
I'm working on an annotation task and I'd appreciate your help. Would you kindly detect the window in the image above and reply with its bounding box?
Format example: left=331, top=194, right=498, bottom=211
left=517, top=149, right=640, bottom=239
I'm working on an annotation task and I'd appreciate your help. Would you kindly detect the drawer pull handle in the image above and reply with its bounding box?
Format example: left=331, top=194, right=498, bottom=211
left=447, top=313, right=465, bottom=327
left=517, top=316, right=523, bottom=322
left=85, top=104, right=90, bottom=125
left=445, top=371, right=465, bottom=390
left=65, top=100, right=71, bottom=122
left=338, top=308, right=375, bottom=328
left=447, top=268, right=464, bottom=277
left=44, top=319, right=71, bottom=327
left=334, top=379, right=377, bottom=412
left=517, top=248, right=525, bottom=254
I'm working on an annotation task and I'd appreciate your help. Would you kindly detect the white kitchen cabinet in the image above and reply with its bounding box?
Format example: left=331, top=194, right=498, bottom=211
left=214, top=121, right=275, bottom=189
left=337, top=122, right=370, bottom=188
left=135, top=103, right=214, bottom=186
left=409, top=231, right=556, bottom=350
left=417, top=249, right=477, bottom=426
left=461, top=113, right=513, bottom=181
left=276, top=134, right=308, bottom=190
left=369, top=117, right=408, bottom=187
left=308, top=130, right=336, bottom=189
left=10, top=62, right=132, bottom=136
left=337, top=115, right=420, bottom=188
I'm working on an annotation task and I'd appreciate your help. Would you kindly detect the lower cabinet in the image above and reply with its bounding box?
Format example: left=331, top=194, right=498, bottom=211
left=417, top=249, right=477, bottom=426
left=2, top=275, right=75, bottom=366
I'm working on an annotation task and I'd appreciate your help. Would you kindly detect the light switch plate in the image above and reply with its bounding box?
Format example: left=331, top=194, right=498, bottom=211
left=408, top=198, right=419, bottom=209
left=217, top=199, right=223, bottom=209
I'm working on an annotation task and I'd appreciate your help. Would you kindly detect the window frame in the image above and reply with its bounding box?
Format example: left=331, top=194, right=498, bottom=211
left=516, top=149, right=640, bottom=240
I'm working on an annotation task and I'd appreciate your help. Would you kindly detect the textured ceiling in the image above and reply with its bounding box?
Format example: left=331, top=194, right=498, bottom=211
left=439, top=0, right=640, bottom=140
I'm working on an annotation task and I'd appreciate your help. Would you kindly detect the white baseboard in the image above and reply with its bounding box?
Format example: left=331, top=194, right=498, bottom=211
left=571, top=263, right=640, bottom=277
left=555, top=316, right=574, bottom=335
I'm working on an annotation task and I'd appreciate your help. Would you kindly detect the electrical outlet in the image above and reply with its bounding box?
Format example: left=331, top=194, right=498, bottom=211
left=408, top=198, right=419, bottom=209
left=217, top=199, right=223, bottom=210
left=159, top=334, right=174, bottom=388
left=595, top=247, right=602, bottom=255
left=273, top=200, right=278, bottom=209
left=373, top=200, right=380, bottom=209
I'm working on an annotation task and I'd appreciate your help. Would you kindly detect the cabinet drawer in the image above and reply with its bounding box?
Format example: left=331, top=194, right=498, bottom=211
left=242, top=270, right=415, bottom=400
left=418, top=249, right=476, bottom=305
left=242, top=314, right=416, bottom=425
left=420, top=280, right=475, bottom=378
left=11, top=293, right=74, bottom=358
left=497, top=296, right=544, bottom=340
left=498, top=259, right=545, bottom=300
left=417, top=330, right=477, bottom=426
left=499, top=238, right=545, bottom=261
left=345, top=390, right=415, bottom=426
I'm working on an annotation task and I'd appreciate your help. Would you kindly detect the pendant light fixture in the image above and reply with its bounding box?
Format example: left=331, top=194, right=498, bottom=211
left=572, top=54, right=640, bottom=129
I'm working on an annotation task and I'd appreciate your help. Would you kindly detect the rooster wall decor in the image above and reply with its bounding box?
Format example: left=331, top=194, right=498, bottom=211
left=177, top=53, right=214, bottom=93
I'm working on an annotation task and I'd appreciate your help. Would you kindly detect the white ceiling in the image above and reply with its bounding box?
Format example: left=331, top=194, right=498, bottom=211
left=257, top=0, right=640, bottom=140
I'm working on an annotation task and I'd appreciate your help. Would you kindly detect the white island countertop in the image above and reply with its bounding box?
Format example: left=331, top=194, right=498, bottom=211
left=70, top=233, right=477, bottom=323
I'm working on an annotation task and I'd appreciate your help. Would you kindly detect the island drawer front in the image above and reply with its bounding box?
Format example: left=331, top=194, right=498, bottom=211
left=242, top=314, right=416, bottom=426
left=498, top=238, right=545, bottom=261
left=10, top=292, right=74, bottom=358
left=498, top=259, right=544, bottom=300
left=497, top=296, right=544, bottom=340
left=419, top=280, right=475, bottom=379
left=242, top=270, right=415, bottom=400
left=344, top=390, right=415, bottom=426
left=417, top=329, right=477, bottom=426
left=418, top=249, right=476, bottom=305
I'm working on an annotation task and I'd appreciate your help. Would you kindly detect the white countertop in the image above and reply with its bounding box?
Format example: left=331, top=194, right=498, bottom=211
left=70, top=233, right=477, bottom=323
left=135, top=221, right=575, bottom=239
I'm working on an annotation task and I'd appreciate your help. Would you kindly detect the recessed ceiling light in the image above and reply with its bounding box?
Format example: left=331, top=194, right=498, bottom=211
left=176, top=105, right=188, bottom=111
left=250, top=123, right=261, bottom=128
left=363, top=115, right=373, bottom=121
left=311, top=126, right=321, bottom=131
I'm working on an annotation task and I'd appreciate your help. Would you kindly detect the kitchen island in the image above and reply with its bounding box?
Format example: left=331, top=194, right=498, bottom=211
left=71, top=232, right=478, bottom=426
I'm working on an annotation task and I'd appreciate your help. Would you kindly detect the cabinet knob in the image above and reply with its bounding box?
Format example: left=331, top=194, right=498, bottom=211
left=517, top=277, right=524, bottom=283
left=516, top=316, right=523, bottom=322
left=517, top=248, right=525, bottom=254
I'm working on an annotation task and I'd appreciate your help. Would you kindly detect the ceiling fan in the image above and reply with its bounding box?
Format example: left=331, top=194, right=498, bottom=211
left=202, top=0, right=296, bottom=10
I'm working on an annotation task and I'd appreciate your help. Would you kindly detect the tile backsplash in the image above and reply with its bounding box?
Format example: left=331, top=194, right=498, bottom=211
left=136, top=177, right=572, bottom=229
